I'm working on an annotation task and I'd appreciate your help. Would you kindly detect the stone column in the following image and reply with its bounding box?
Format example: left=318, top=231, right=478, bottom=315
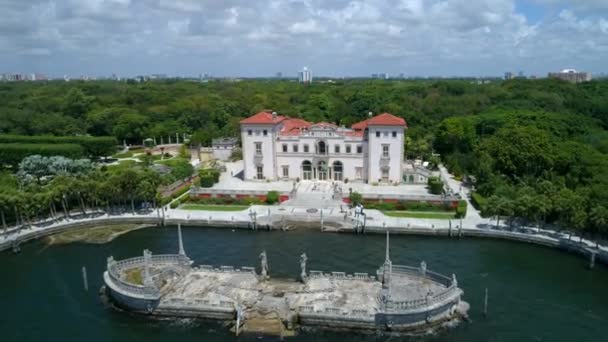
left=300, top=253, right=308, bottom=282
left=143, top=249, right=153, bottom=288
left=177, top=224, right=186, bottom=256
left=259, top=250, right=268, bottom=280
left=382, top=231, right=392, bottom=290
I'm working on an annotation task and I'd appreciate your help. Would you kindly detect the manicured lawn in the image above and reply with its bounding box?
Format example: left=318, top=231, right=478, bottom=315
left=112, top=148, right=145, bottom=158
left=382, top=211, right=456, bottom=219
left=112, top=151, right=133, bottom=158
left=180, top=204, right=250, bottom=211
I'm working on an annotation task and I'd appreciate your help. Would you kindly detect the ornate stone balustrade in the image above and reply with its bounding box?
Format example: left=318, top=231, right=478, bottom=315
left=163, top=298, right=235, bottom=310
left=298, top=306, right=374, bottom=319
left=193, top=265, right=256, bottom=274
left=307, top=270, right=376, bottom=282
left=107, top=253, right=191, bottom=298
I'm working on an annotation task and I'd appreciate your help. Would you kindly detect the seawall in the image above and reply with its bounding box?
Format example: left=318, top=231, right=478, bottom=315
left=1, top=213, right=606, bottom=267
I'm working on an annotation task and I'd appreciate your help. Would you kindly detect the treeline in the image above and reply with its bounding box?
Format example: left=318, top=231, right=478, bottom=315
left=0, top=134, right=116, bottom=167
left=434, top=109, right=608, bottom=236
left=0, top=78, right=607, bottom=235
left=0, top=167, right=161, bottom=232
left=1, top=78, right=607, bottom=150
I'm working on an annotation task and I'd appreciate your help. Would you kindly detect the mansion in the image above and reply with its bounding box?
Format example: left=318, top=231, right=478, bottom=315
left=240, top=111, right=407, bottom=184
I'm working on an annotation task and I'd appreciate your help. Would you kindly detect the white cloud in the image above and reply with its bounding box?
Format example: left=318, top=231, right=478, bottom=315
left=0, top=0, right=606, bottom=76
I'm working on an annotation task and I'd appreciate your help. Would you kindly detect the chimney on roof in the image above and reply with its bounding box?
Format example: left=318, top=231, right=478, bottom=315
left=272, top=111, right=277, bottom=120
left=368, top=111, right=373, bottom=117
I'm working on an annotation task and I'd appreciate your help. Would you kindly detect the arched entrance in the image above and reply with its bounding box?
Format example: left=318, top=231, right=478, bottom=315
left=302, top=160, right=312, bottom=180
left=317, top=161, right=328, bottom=180
left=333, top=161, right=343, bottom=181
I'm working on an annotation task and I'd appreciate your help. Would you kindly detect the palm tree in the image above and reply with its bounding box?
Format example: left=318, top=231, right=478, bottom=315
left=485, top=195, right=512, bottom=229
left=0, top=192, right=9, bottom=237
left=589, top=206, right=608, bottom=248
left=51, top=176, right=71, bottom=220
left=116, top=169, right=141, bottom=215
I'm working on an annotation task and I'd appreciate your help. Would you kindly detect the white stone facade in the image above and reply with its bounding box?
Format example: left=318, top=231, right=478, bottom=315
left=212, top=137, right=238, bottom=161
left=240, top=112, right=406, bottom=184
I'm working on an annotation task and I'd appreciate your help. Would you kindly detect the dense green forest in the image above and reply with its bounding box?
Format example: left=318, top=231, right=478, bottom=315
left=0, top=78, right=607, bottom=236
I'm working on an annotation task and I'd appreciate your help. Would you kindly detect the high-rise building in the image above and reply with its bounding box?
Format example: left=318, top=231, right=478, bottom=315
left=504, top=72, right=513, bottom=80
left=548, top=69, right=592, bottom=83
left=276, top=72, right=282, bottom=79
left=371, top=73, right=389, bottom=80
left=298, top=67, right=312, bottom=83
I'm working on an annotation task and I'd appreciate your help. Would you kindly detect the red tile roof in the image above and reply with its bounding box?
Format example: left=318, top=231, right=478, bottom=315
left=352, top=113, right=407, bottom=129
left=240, top=111, right=286, bottom=125
left=351, top=120, right=369, bottom=130
left=281, top=118, right=311, bottom=136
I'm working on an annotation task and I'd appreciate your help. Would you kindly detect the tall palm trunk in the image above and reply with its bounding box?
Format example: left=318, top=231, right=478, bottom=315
left=1, top=210, right=7, bottom=236
left=14, top=206, right=20, bottom=227
left=130, top=197, right=136, bottom=215
left=51, top=203, right=58, bottom=219
left=62, top=198, right=70, bottom=220
left=79, top=196, right=86, bottom=216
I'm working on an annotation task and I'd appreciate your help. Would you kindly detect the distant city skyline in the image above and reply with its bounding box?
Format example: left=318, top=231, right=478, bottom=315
left=1, top=1, right=607, bottom=78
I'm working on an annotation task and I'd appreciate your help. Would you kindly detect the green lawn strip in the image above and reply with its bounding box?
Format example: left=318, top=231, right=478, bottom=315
left=112, top=151, right=133, bottom=158
left=180, top=204, right=250, bottom=211
left=382, top=211, right=456, bottom=219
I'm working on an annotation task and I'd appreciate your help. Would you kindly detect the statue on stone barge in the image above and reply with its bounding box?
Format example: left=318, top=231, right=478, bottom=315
left=420, top=260, right=427, bottom=276
left=300, top=253, right=308, bottom=281
left=259, top=250, right=269, bottom=279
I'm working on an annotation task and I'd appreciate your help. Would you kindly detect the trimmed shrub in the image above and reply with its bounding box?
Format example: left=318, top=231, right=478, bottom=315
left=427, top=177, right=444, bottom=195
left=471, top=192, right=486, bottom=210
left=349, top=191, right=363, bottom=205
left=198, top=168, right=220, bottom=188
left=455, top=200, right=468, bottom=218
left=266, top=191, right=280, bottom=204
left=0, top=134, right=116, bottom=158
left=0, top=143, right=84, bottom=167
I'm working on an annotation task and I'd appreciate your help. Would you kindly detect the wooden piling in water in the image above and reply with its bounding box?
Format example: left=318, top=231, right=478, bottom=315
left=483, top=288, right=488, bottom=317
left=589, top=252, right=596, bottom=269
left=82, top=266, right=89, bottom=291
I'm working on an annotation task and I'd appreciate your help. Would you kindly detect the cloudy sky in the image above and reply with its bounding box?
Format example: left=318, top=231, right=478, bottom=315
left=1, top=0, right=607, bottom=77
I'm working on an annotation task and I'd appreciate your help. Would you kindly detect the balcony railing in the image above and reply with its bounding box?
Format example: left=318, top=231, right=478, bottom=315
left=254, top=153, right=263, bottom=165
left=380, top=155, right=390, bottom=167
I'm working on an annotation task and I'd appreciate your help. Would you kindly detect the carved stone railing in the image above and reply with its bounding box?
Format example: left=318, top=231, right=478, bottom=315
left=380, top=156, right=390, bottom=167
left=307, top=270, right=375, bottom=282
left=298, top=306, right=374, bottom=319
left=253, top=154, right=263, bottom=166
left=386, top=283, right=460, bottom=312
left=107, top=253, right=192, bottom=298
left=163, top=298, right=235, bottom=311
left=193, top=265, right=256, bottom=274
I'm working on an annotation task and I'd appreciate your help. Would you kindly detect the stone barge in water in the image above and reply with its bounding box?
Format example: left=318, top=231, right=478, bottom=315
left=102, top=225, right=469, bottom=335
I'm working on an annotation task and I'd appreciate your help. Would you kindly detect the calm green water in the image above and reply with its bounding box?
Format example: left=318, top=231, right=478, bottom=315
left=1, top=227, right=607, bottom=342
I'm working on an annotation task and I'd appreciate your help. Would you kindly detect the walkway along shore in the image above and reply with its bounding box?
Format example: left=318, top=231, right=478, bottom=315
left=1, top=206, right=607, bottom=268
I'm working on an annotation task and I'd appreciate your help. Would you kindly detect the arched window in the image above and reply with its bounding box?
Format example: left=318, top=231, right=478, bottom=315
left=302, top=160, right=312, bottom=180
left=333, top=161, right=343, bottom=181
left=317, top=140, right=327, bottom=155
left=318, top=161, right=328, bottom=180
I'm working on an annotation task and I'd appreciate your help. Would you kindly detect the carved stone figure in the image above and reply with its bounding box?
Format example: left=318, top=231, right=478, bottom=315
left=300, top=253, right=308, bottom=280
left=420, top=260, right=427, bottom=276
left=259, top=250, right=268, bottom=279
